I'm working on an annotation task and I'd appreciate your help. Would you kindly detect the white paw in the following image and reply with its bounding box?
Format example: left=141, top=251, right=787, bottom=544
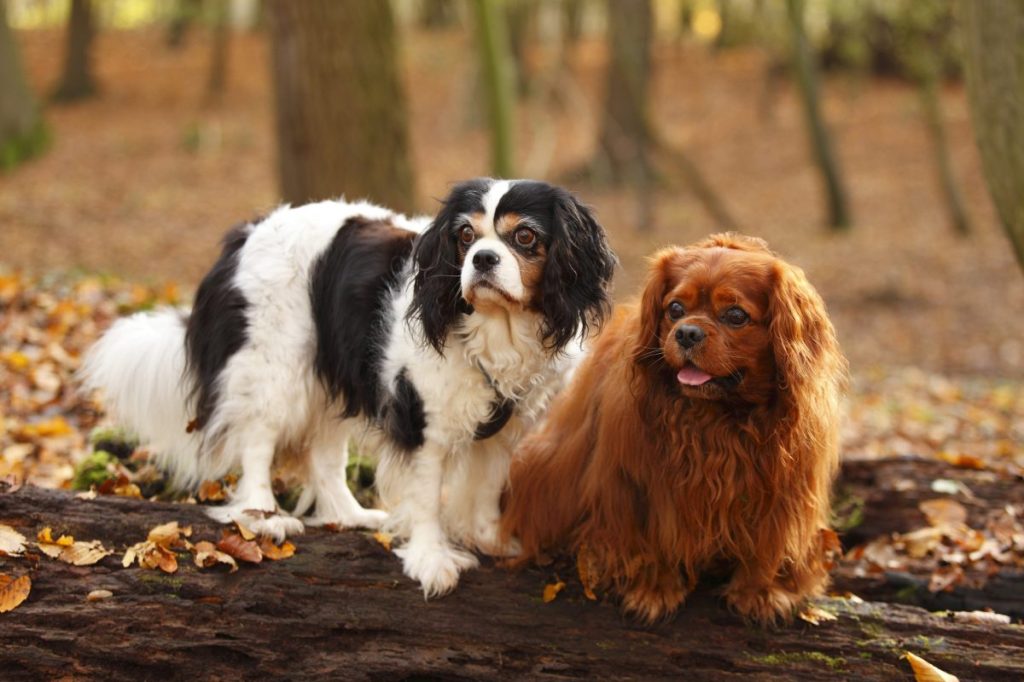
left=204, top=504, right=304, bottom=543
left=246, top=515, right=305, bottom=543
left=394, top=542, right=479, bottom=598
left=305, top=507, right=388, bottom=530
left=474, top=520, right=522, bottom=557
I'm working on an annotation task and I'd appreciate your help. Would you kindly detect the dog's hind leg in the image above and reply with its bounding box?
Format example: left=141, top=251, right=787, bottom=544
left=302, top=421, right=388, bottom=530
left=205, top=423, right=304, bottom=542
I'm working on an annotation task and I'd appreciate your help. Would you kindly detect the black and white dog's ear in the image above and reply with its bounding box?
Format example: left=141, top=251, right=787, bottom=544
left=540, top=191, right=618, bottom=351
left=408, top=191, right=469, bottom=354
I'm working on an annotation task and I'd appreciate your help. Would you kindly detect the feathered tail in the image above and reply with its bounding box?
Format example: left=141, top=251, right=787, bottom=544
left=79, top=309, right=213, bottom=489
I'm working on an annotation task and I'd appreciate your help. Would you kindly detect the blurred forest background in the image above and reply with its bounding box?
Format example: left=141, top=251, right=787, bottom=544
left=1, top=1, right=1024, bottom=633
left=0, top=0, right=1022, bottom=479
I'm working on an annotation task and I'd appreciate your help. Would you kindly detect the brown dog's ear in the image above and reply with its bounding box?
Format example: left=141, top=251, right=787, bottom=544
left=768, top=259, right=846, bottom=400
left=633, top=248, right=680, bottom=367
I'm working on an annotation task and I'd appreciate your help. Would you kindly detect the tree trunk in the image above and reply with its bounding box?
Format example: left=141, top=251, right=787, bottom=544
left=919, top=72, right=971, bottom=235
left=52, top=0, right=98, bottom=103
left=266, top=0, right=415, bottom=212
left=958, top=0, right=1024, bottom=271
left=419, top=0, right=458, bottom=30
left=0, top=0, right=46, bottom=170
left=471, top=0, right=516, bottom=178
left=595, top=0, right=654, bottom=186
left=205, top=0, right=230, bottom=104
left=166, top=0, right=200, bottom=49
left=785, top=0, right=851, bottom=231
left=1, top=482, right=1021, bottom=681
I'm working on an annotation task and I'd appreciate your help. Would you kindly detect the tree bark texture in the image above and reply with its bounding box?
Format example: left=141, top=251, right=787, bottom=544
left=471, top=0, right=517, bottom=178
left=0, top=0, right=45, bottom=168
left=266, top=0, right=415, bottom=212
left=52, top=0, right=98, bottom=103
left=596, top=0, right=654, bottom=186
left=2, top=459, right=1023, bottom=681
left=959, top=0, right=1024, bottom=270
left=785, top=0, right=851, bottom=231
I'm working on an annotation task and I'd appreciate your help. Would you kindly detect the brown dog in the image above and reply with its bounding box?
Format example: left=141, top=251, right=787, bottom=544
left=501, top=234, right=847, bottom=623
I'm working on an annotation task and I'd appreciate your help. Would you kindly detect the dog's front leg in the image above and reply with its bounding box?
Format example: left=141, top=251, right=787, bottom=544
left=394, top=442, right=478, bottom=598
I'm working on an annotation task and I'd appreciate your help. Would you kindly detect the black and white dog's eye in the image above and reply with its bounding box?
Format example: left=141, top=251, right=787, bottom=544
left=459, top=225, right=476, bottom=245
left=667, top=301, right=685, bottom=320
left=514, top=227, right=536, bottom=248
left=722, top=306, right=750, bottom=326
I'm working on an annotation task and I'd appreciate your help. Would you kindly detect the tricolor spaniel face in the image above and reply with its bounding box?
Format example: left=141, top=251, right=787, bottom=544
left=411, top=179, right=616, bottom=353
left=636, top=237, right=782, bottom=405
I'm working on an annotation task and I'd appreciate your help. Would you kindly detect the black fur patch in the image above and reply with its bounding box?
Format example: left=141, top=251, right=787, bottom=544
left=310, top=216, right=416, bottom=418
left=185, top=222, right=254, bottom=431
left=408, top=178, right=490, bottom=353
left=382, top=368, right=426, bottom=451
left=473, top=396, right=516, bottom=440
left=495, top=181, right=618, bottom=351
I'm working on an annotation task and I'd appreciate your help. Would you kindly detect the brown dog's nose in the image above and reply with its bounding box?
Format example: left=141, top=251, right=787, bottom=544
left=675, top=325, right=705, bottom=349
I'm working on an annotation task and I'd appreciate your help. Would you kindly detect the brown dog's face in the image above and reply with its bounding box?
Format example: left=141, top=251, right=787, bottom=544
left=636, top=240, right=780, bottom=405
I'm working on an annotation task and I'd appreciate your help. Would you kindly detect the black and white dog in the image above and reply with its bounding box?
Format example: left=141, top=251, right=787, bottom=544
left=82, top=178, right=616, bottom=596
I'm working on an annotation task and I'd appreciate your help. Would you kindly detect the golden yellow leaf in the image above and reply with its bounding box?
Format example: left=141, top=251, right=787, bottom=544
left=37, top=527, right=74, bottom=546
left=904, top=652, right=959, bottom=682
left=112, top=482, right=142, bottom=499
left=258, top=536, right=295, bottom=561
left=0, top=574, right=31, bottom=613
left=235, top=520, right=256, bottom=541
left=372, top=531, right=393, bottom=551
left=542, top=581, right=565, bottom=603
left=798, top=605, right=838, bottom=626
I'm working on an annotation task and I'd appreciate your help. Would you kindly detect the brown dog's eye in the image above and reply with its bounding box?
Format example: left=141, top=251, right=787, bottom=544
left=722, top=307, right=749, bottom=327
left=459, top=225, right=476, bottom=245
left=514, top=228, right=536, bottom=248
left=667, top=301, right=685, bottom=320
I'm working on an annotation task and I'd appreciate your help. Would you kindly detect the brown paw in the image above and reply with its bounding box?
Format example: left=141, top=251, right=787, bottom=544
left=724, top=584, right=801, bottom=624
left=620, top=581, right=687, bottom=625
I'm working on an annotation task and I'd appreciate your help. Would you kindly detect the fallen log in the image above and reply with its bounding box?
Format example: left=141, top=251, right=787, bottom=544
left=834, top=457, right=1024, bottom=619
left=1, top=484, right=1022, bottom=681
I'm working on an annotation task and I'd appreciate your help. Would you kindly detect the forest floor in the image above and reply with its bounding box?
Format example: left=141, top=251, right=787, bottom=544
left=1, top=27, right=1023, bottom=637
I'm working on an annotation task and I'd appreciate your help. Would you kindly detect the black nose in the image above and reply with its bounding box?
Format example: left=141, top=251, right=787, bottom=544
left=472, top=249, right=500, bottom=272
left=675, top=325, right=706, bottom=349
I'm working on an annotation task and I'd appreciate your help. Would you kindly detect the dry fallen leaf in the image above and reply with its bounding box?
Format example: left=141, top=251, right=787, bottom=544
left=542, top=580, right=565, bottom=603
left=904, top=652, right=959, bottom=682
left=0, top=524, right=27, bottom=556
left=235, top=520, right=256, bottom=541
left=86, top=589, right=113, bottom=602
left=0, top=574, right=31, bottom=613
left=147, top=521, right=184, bottom=546
left=59, top=540, right=113, bottom=566
left=217, top=532, right=262, bottom=564
left=193, top=540, right=238, bottom=573
left=372, top=531, right=392, bottom=551
left=950, top=610, right=1011, bottom=625
left=198, top=479, right=226, bottom=502
left=37, top=527, right=74, bottom=546
left=920, top=499, right=968, bottom=528
left=798, top=605, right=838, bottom=626
left=258, top=536, right=295, bottom=560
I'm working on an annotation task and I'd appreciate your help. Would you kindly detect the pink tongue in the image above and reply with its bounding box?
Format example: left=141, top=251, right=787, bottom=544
left=677, top=365, right=713, bottom=386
